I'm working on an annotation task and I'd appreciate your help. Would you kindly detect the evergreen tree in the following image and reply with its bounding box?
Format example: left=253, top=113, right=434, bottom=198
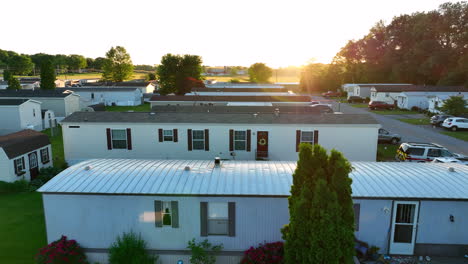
left=7, top=77, right=21, bottom=90
left=3, top=69, right=12, bottom=82
left=438, top=96, right=467, bottom=116
left=40, top=60, right=56, bottom=90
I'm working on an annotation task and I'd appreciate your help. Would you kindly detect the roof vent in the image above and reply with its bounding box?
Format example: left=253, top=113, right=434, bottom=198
left=184, top=166, right=190, bottom=171
left=84, top=165, right=92, bottom=171
left=214, top=157, right=221, bottom=167
left=448, top=167, right=455, bottom=172
left=149, top=112, right=156, bottom=115
left=253, top=113, right=258, bottom=118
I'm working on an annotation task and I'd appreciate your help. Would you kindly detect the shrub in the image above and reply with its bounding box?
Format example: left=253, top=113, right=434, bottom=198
left=187, top=239, right=223, bottom=264
left=38, top=167, right=64, bottom=182
left=230, top=78, right=240, bottom=83
left=411, top=106, right=421, bottom=112
left=36, top=235, right=88, bottom=264
left=108, top=231, right=157, bottom=264
left=241, top=241, right=284, bottom=264
left=0, top=179, right=30, bottom=193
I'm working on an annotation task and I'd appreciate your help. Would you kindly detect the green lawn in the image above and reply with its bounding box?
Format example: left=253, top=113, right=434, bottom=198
left=377, top=144, right=398, bottom=161
left=441, top=131, right=468, bottom=142
left=0, top=192, right=47, bottom=263
left=42, top=126, right=66, bottom=169
left=397, top=118, right=431, bottom=125
left=105, top=102, right=151, bottom=112
left=371, top=110, right=420, bottom=115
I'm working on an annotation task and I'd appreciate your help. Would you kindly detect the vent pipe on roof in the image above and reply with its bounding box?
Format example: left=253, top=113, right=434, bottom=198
left=253, top=113, right=258, bottom=118
left=184, top=166, right=190, bottom=171
left=214, top=157, right=221, bottom=167
left=149, top=112, right=156, bottom=115
left=448, top=167, right=455, bottom=172
left=84, top=165, right=92, bottom=171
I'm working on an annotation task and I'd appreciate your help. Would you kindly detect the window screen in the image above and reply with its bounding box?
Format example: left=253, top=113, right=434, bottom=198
left=208, top=203, right=228, bottom=235
left=111, top=129, right=127, bottom=149
left=234, top=131, right=246, bottom=150
left=192, top=130, right=205, bottom=150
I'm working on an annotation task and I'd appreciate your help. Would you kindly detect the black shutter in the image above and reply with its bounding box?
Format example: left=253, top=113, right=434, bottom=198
left=229, top=129, right=234, bottom=151
left=106, top=128, right=112, bottom=150
left=296, top=130, right=301, bottom=152
left=13, top=159, right=18, bottom=174
left=158, top=129, right=163, bottom=142
left=354, top=204, right=360, bottom=231
left=21, top=157, right=25, bottom=170
left=126, top=128, right=132, bottom=150
left=246, top=130, right=251, bottom=152
left=188, top=129, right=192, bottom=151
left=173, top=129, right=178, bottom=142
left=228, top=202, right=236, bottom=237
left=200, top=202, right=208, bottom=236
left=171, top=201, right=179, bottom=228
left=154, top=200, right=163, bottom=228
left=314, top=130, right=319, bottom=145
left=204, top=129, right=209, bottom=151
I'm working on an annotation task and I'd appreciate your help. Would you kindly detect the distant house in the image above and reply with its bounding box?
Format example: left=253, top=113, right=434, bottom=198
left=342, top=84, right=412, bottom=99
left=58, top=87, right=143, bottom=107
left=187, top=87, right=292, bottom=96
left=396, top=87, right=468, bottom=110
left=60, top=111, right=379, bottom=164
left=149, top=95, right=312, bottom=107
left=42, top=109, right=56, bottom=129
left=0, top=130, right=52, bottom=182
left=38, top=160, right=468, bottom=263
left=0, top=81, right=8, bottom=90
left=0, top=99, right=43, bottom=135
left=81, top=81, right=156, bottom=94
left=0, top=90, right=81, bottom=120
left=206, top=82, right=285, bottom=89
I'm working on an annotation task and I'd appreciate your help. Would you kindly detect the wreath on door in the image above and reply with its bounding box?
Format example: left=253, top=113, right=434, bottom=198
left=258, top=138, right=267, bottom=146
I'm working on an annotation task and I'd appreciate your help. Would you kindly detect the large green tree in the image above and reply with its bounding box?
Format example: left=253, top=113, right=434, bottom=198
left=8, top=54, right=33, bottom=75
left=3, top=69, right=12, bottom=82
left=156, top=54, right=204, bottom=95
left=283, top=144, right=355, bottom=264
left=438, top=96, right=467, bottom=116
left=67, top=54, right=87, bottom=71
left=248, top=63, right=272, bottom=83
left=40, top=60, right=56, bottom=90
left=102, top=46, right=134, bottom=82
left=7, top=77, right=21, bottom=90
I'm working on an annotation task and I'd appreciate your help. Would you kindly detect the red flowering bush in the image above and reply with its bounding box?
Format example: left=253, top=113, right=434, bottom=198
left=241, top=241, right=284, bottom=264
left=36, top=235, right=88, bottom=264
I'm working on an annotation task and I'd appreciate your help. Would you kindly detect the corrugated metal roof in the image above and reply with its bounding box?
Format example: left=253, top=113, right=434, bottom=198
left=38, top=160, right=468, bottom=200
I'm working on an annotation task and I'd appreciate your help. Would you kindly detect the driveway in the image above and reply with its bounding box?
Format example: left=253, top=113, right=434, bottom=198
left=313, top=97, right=468, bottom=156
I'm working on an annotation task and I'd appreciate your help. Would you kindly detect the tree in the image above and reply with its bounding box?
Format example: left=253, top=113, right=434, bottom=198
left=248, top=63, right=272, bottom=83
left=3, top=69, right=12, bottom=82
left=40, top=60, right=56, bottom=90
left=438, top=96, right=467, bottom=116
left=67, top=54, right=87, bottom=71
left=156, top=54, right=204, bottom=95
left=7, top=77, right=21, bottom=90
left=8, top=54, right=33, bottom=75
left=146, top=73, right=156, bottom=81
left=283, top=144, right=355, bottom=264
left=102, top=46, right=134, bottom=82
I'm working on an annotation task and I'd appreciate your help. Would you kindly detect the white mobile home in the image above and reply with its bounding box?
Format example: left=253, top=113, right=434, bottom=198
left=61, top=111, right=379, bottom=165
left=41, top=109, right=56, bottom=129
left=38, top=160, right=468, bottom=263
left=81, top=81, right=156, bottom=94
left=397, top=89, right=468, bottom=110
left=342, top=84, right=411, bottom=98
left=149, top=95, right=312, bottom=107
left=205, top=82, right=285, bottom=89
left=0, top=130, right=52, bottom=182
left=0, top=99, right=43, bottom=135
left=59, top=87, right=143, bottom=107
left=187, top=87, right=293, bottom=96
left=0, top=90, right=81, bottom=120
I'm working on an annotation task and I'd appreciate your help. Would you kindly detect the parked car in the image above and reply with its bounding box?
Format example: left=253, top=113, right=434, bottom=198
left=431, top=157, right=468, bottom=165
left=378, top=128, right=401, bottom=144
left=368, top=101, right=395, bottom=110
left=347, top=96, right=366, bottom=103
left=310, top=104, right=333, bottom=113
left=441, top=117, right=468, bottom=131
left=396, top=142, right=464, bottom=162
left=430, top=114, right=453, bottom=127
left=321, top=91, right=342, bottom=98
left=311, top=101, right=332, bottom=107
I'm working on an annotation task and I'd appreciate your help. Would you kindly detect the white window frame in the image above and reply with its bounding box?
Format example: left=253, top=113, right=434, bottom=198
left=163, top=130, right=174, bottom=142
left=14, top=157, right=25, bottom=173
left=300, top=131, right=314, bottom=144
left=234, top=130, right=247, bottom=151
left=192, top=130, right=205, bottom=150
left=111, top=129, right=128, bottom=149
left=207, top=202, right=229, bottom=235
left=40, top=148, right=50, bottom=163
left=162, top=201, right=172, bottom=226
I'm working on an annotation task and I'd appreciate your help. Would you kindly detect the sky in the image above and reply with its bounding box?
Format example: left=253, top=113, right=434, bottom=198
left=0, top=0, right=457, bottom=68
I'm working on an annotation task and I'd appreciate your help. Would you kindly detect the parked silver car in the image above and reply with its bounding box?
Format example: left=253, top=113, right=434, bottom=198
left=378, top=128, right=401, bottom=144
left=430, top=114, right=453, bottom=127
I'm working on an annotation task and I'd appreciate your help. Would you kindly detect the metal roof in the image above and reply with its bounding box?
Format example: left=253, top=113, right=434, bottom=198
left=38, top=160, right=468, bottom=200
left=57, top=87, right=139, bottom=92
left=0, top=89, right=74, bottom=98
left=149, top=95, right=311, bottom=102
left=0, top=99, right=30, bottom=106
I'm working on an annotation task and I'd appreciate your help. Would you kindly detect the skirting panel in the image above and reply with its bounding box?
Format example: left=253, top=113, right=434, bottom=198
left=414, top=243, right=468, bottom=256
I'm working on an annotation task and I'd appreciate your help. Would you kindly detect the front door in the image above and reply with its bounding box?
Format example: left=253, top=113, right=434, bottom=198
left=256, top=131, right=269, bottom=158
left=389, top=201, right=419, bottom=255
left=28, top=152, right=39, bottom=180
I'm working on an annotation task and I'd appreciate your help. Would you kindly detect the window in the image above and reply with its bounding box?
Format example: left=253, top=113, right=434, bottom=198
left=33, top=109, right=36, bottom=117
left=40, top=148, right=50, bottom=163
left=301, top=131, right=314, bottom=144
left=192, top=130, right=205, bottom=150
left=234, top=131, right=246, bottom=150
left=111, top=129, right=127, bottom=149
left=406, top=147, right=424, bottom=156
left=91, top=93, right=95, bottom=99
left=385, top=93, right=390, bottom=97
left=162, top=201, right=172, bottom=226
left=427, top=149, right=441, bottom=157
left=14, top=157, right=25, bottom=175
left=163, top=130, right=173, bottom=141
left=208, top=202, right=229, bottom=235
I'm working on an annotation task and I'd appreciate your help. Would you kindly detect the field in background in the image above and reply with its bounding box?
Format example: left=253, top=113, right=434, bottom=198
left=205, top=74, right=300, bottom=83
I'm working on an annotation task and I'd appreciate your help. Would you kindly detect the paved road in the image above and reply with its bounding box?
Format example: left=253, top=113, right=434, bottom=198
left=313, top=97, right=468, bottom=156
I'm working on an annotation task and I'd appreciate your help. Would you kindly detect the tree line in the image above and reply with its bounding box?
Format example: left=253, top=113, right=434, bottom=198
left=300, top=1, right=468, bottom=93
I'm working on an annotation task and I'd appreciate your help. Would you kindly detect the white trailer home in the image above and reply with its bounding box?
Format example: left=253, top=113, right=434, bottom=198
left=149, top=95, right=312, bottom=107
left=0, top=129, right=52, bottom=182
left=396, top=87, right=468, bottom=110
left=38, top=160, right=468, bottom=264
left=58, top=87, right=143, bottom=107
left=205, top=82, right=285, bottom=89
left=186, top=87, right=293, bottom=96
left=342, top=84, right=411, bottom=98
left=60, top=111, right=379, bottom=165
left=0, top=99, right=43, bottom=135
left=81, top=81, right=156, bottom=94
left=0, top=90, right=81, bottom=121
